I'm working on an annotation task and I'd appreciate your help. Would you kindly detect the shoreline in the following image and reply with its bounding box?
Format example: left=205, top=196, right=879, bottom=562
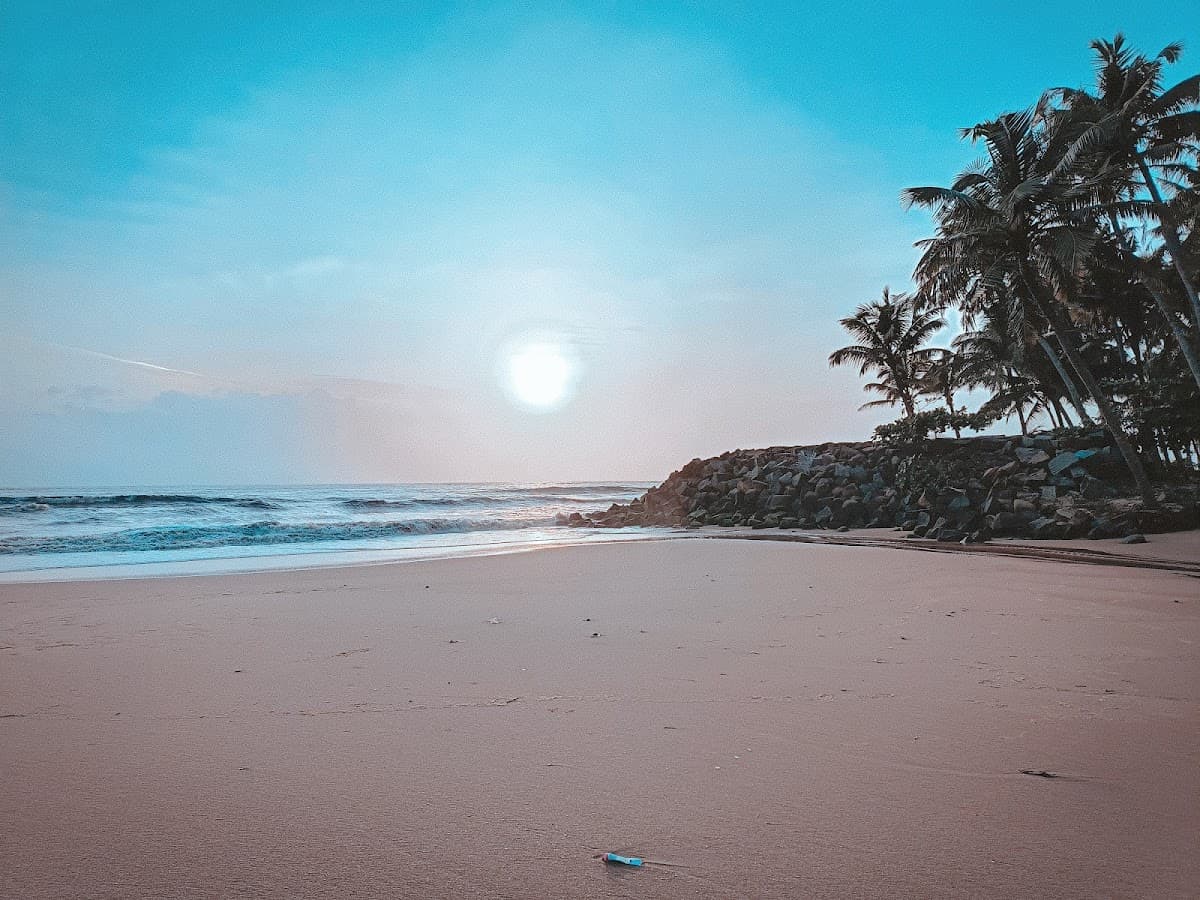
left=2, top=537, right=1197, bottom=897
left=0, top=528, right=684, bottom=584
left=3, top=524, right=1195, bottom=585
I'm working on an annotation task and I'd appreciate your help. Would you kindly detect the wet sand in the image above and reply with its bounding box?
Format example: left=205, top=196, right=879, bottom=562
left=1, top=538, right=1197, bottom=898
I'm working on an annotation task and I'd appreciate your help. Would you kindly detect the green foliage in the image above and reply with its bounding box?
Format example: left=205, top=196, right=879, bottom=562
left=834, top=33, right=1200, bottom=488
left=872, top=408, right=996, bottom=444
left=828, top=288, right=946, bottom=416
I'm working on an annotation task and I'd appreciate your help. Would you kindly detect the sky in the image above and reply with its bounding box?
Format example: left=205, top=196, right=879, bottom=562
left=2, top=2, right=1195, bottom=485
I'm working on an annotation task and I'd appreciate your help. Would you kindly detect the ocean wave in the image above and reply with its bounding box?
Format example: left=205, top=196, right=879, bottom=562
left=343, top=496, right=509, bottom=509
left=340, top=491, right=637, bottom=510
left=0, top=517, right=555, bottom=555
left=522, top=484, right=649, bottom=495
left=0, top=502, right=52, bottom=515
left=0, top=494, right=280, bottom=511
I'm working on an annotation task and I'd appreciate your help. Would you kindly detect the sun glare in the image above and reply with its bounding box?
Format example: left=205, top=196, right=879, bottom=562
left=504, top=338, right=576, bottom=412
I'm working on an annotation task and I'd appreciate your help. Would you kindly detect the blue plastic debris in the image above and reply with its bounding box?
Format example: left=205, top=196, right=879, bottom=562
left=604, top=852, right=643, bottom=867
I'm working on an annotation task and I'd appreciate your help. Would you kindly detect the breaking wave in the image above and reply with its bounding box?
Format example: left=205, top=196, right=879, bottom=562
left=0, top=482, right=655, bottom=572
left=0, top=494, right=280, bottom=511
left=0, top=517, right=552, bottom=556
left=340, top=492, right=634, bottom=510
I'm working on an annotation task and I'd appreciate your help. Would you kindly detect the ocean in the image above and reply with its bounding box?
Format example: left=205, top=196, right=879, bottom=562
left=0, top=483, right=661, bottom=581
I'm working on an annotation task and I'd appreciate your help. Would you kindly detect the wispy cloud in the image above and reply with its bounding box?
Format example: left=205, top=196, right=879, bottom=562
left=53, top=342, right=210, bottom=379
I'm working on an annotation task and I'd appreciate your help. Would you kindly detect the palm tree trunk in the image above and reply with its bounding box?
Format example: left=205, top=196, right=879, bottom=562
left=1053, top=324, right=1156, bottom=505
left=1046, top=398, right=1064, bottom=430
left=1015, top=403, right=1028, bottom=436
left=1036, top=335, right=1094, bottom=425
left=1060, top=398, right=1080, bottom=429
left=1146, top=284, right=1200, bottom=389
left=943, top=388, right=961, bottom=437
left=1052, top=395, right=1074, bottom=428
left=1136, top=156, right=1200, bottom=332
left=1107, top=211, right=1200, bottom=391
left=1018, top=261, right=1157, bottom=507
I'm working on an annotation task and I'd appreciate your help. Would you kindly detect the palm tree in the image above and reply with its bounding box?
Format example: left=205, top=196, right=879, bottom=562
left=828, top=288, right=945, bottom=417
left=1051, top=35, right=1200, bottom=375
left=903, top=107, right=1158, bottom=505
left=952, top=298, right=1062, bottom=435
left=1100, top=215, right=1200, bottom=390
left=918, top=349, right=969, bottom=436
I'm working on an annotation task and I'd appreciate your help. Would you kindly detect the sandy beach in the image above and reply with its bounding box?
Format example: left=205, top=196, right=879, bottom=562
left=2, top=537, right=1198, bottom=898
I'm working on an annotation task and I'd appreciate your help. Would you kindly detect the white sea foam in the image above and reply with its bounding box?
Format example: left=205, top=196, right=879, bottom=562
left=0, top=482, right=656, bottom=579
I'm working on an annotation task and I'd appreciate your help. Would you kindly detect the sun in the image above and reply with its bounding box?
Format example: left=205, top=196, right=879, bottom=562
left=503, top=337, right=577, bottom=412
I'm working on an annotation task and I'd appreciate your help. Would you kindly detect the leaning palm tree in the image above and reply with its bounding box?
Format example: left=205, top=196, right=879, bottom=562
left=1047, top=35, right=1200, bottom=389
left=903, top=107, right=1158, bottom=505
left=1055, top=35, right=1200, bottom=325
left=828, top=288, right=945, bottom=417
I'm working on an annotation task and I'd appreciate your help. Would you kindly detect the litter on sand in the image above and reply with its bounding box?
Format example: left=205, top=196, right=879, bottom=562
left=603, top=852, right=643, bottom=867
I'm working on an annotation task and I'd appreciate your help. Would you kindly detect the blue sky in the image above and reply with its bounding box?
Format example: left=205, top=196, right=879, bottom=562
left=2, top=2, right=1195, bottom=484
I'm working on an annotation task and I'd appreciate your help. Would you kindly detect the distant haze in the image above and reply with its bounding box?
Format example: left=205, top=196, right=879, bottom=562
left=1, top=2, right=1187, bottom=485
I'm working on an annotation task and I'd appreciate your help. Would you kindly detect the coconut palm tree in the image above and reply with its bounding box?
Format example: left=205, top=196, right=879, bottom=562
left=952, top=298, right=1065, bottom=435
left=1051, top=35, right=1200, bottom=366
left=918, top=349, right=969, bottom=436
left=828, top=288, right=945, bottom=417
left=903, top=107, right=1158, bottom=505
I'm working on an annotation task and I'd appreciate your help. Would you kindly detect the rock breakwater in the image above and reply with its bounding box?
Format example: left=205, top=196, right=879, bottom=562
left=560, top=433, right=1198, bottom=542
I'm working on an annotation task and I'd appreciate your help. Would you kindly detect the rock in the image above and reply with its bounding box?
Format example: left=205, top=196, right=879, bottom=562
left=946, top=493, right=971, bottom=513
left=1121, top=533, right=1147, bottom=544
left=840, top=498, right=865, bottom=525
left=989, top=511, right=1023, bottom=535
left=1015, top=448, right=1051, bottom=465
left=1076, top=447, right=1122, bottom=477
left=1055, top=507, right=1093, bottom=529
left=1131, top=503, right=1200, bottom=534
left=1028, top=516, right=1059, bottom=538
left=560, top=435, right=1186, bottom=541
left=1048, top=450, right=1082, bottom=476
left=1080, top=477, right=1115, bottom=500
left=1013, top=498, right=1038, bottom=517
